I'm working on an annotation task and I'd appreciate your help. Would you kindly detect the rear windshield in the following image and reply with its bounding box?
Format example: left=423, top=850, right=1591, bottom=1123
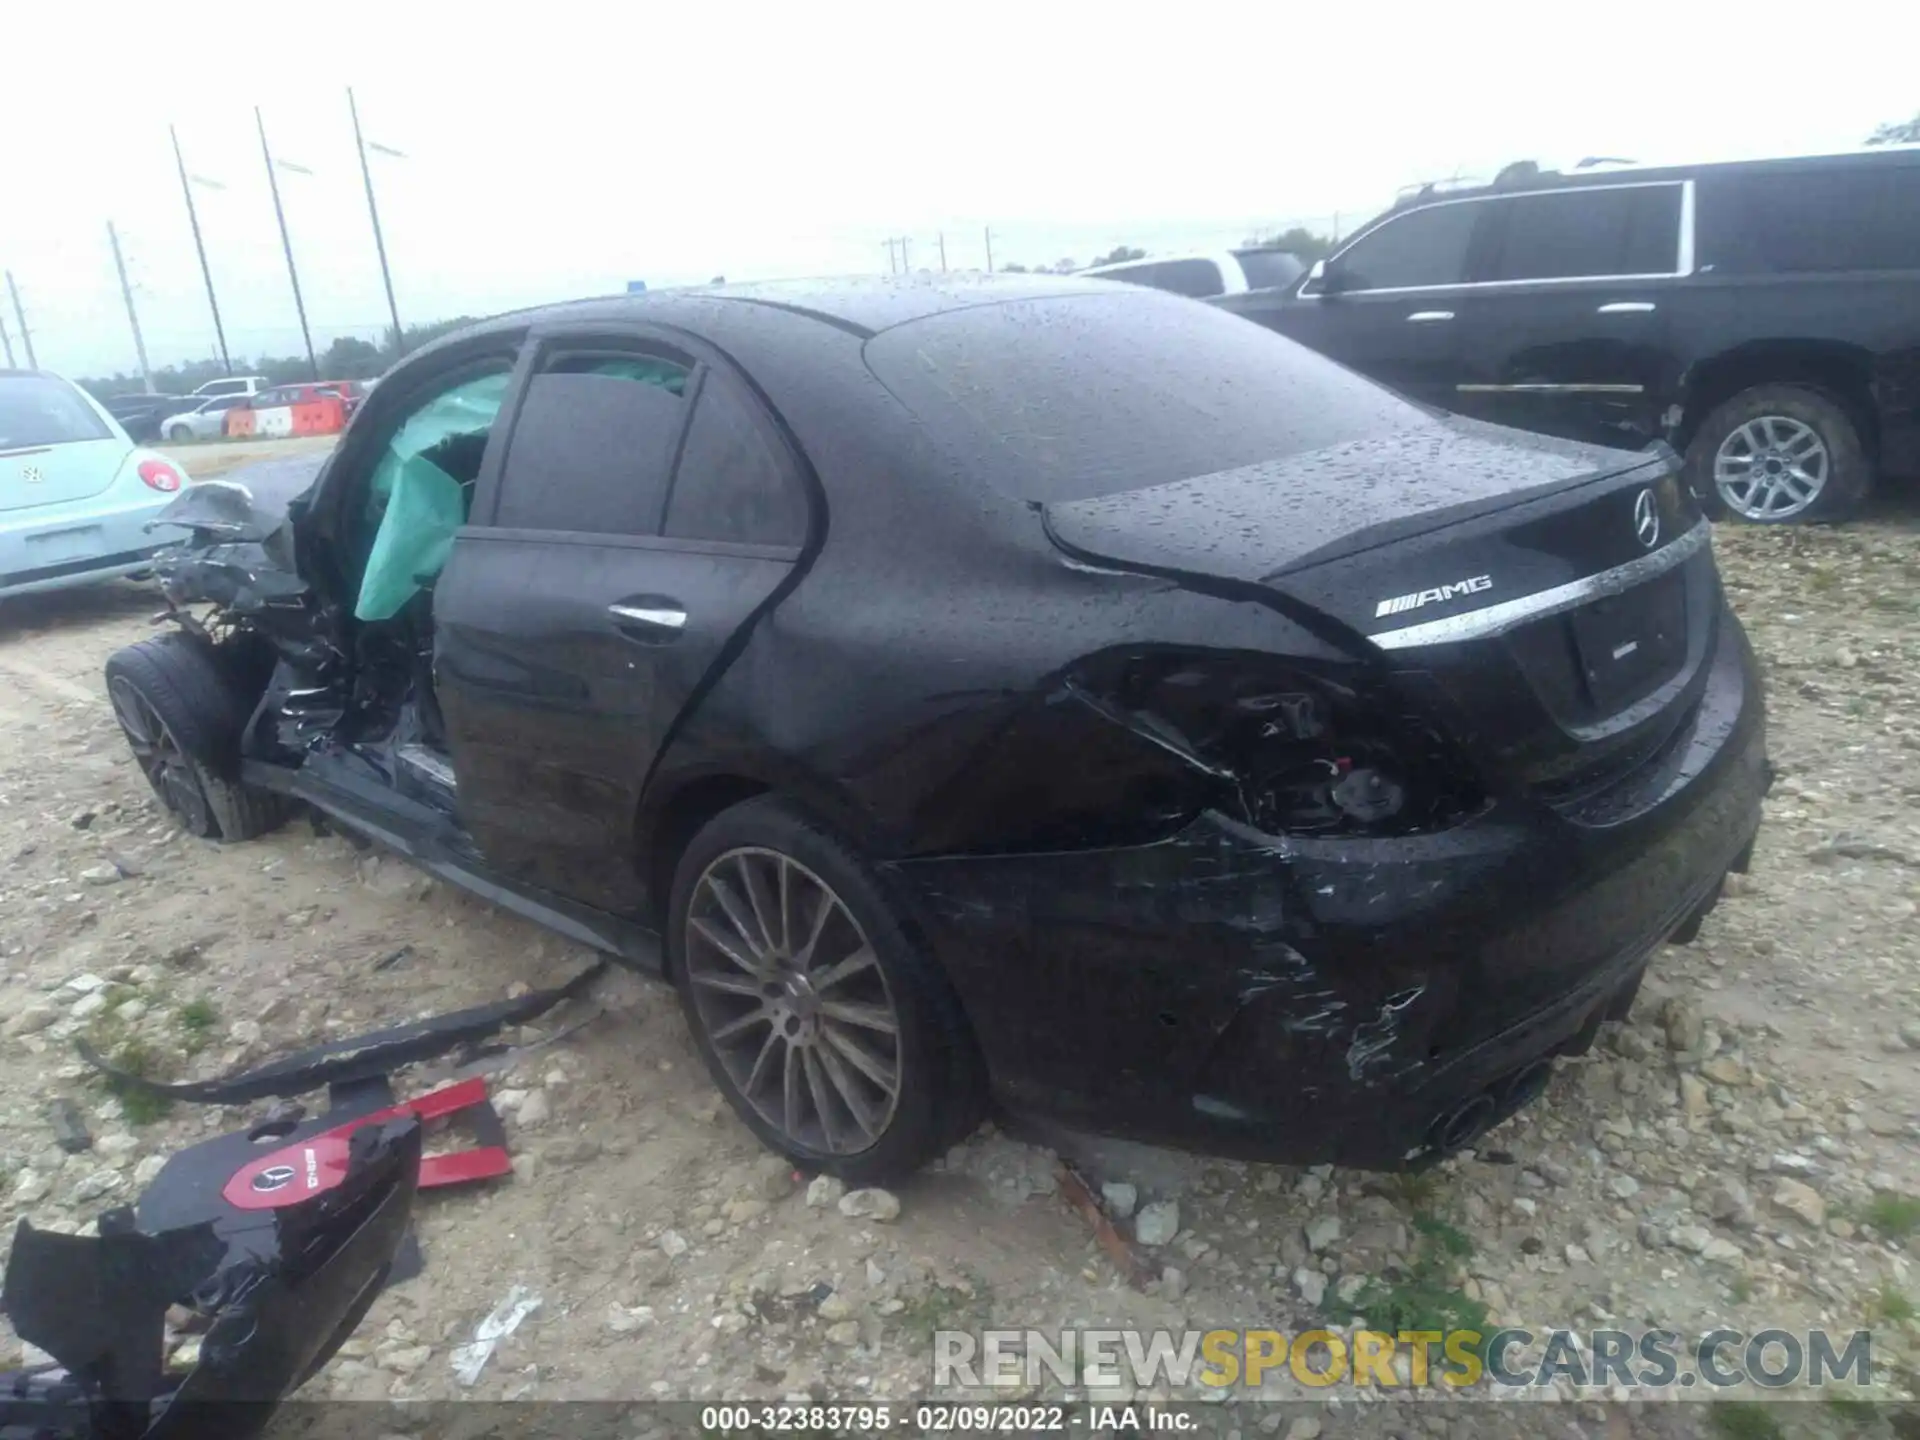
left=1234, top=249, right=1307, bottom=290
left=865, top=291, right=1416, bottom=502
left=0, top=376, right=113, bottom=449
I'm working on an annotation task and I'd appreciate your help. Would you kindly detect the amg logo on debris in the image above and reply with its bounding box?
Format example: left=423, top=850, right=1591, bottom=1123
left=1374, top=575, right=1494, bottom=619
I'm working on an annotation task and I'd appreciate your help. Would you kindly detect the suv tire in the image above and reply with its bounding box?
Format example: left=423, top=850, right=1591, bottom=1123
left=668, top=795, right=986, bottom=1183
left=1686, top=384, right=1871, bottom=524
left=104, top=634, right=289, bottom=841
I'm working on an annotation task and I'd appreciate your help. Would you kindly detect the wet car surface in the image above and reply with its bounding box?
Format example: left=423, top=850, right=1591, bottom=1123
left=105, top=275, right=1769, bottom=1181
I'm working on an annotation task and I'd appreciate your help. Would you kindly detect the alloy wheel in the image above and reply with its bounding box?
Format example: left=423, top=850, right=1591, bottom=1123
left=682, top=846, right=902, bottom=1155
left=108, top=676, right=214, bottom=834
left=1713, top=415, right=1830, bottom=520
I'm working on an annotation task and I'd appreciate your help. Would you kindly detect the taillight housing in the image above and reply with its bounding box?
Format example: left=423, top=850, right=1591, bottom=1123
left=1066, top=649, right=1487, bottom=839
left=137, top=459, right=184, bottom=493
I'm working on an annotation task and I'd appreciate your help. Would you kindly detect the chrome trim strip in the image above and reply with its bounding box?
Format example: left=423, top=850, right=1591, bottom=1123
left=1677, top=177, right=1697, bottom=276
left=1368, top=519, right=1710, bottom=651
left=1455, top=382, right=1645, bottom=394
left=1297, top=178, right=1692, bottom=299
left=609, top=603, right=687, bottom=630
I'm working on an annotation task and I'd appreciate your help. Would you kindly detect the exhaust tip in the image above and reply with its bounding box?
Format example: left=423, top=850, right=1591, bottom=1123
left=1498, top=1060, right=1554, bottom=1112
left=1432, top=1094, right=1497, bottom=1153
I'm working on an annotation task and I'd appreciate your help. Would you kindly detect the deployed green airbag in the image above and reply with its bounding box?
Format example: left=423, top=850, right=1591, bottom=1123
left=353, top=371, right=511, bottom=622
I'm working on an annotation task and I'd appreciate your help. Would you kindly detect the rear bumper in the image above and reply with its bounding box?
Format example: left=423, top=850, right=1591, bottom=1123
left=0, top=495, right=174, bottom=599
left=892, top=606, right=1769, bottom=1169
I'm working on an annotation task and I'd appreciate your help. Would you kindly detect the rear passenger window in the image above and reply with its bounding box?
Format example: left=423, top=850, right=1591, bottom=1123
left=1486, top=184, right=1682, bottom=281
left=494, top=353, right=691, bottom=534
left=664, top=372, right=808, bottom=547
left=1699, top=168, right=1920, bottom=273
left=1151, top=259, right=1226, bottom=298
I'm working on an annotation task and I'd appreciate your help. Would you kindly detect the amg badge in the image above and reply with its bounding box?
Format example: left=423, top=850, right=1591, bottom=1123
left=1374, top=575, right=1493, bottom=619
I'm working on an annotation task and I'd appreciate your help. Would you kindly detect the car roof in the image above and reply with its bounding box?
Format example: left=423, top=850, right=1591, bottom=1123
left=435, top=273, right=1109, bottom=349
left=1386, top=142, right=1920, bottom=210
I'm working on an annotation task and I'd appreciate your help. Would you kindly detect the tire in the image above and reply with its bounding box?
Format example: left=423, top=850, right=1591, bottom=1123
left=1684, top=384, right=1871, bottom=524
left=166, top=425, right=192, bottom=442
left=104, top=633, right=290, bottom=842
left=668, top=795, right=986, bottom=1183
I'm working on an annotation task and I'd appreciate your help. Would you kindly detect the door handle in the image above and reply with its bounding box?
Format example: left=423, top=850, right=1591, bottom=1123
left=1406, top=310, right=1454, bottom=322
left=608, top=601, right=687, bottom=641
left=1597, top=301, right=1656, bottom=314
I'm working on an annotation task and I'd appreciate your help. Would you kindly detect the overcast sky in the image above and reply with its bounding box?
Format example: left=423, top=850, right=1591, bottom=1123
left=4, top=3, right=1911, bottom=379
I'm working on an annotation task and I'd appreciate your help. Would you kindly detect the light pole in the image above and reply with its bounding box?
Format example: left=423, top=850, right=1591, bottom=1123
left=6, top=272, right=35, bottom=369
left=170, top=125, right=232, bottom=373
left=348, top=88, right=407, bottom=356
left=256, top=107, right=319, bottom=381
left=107, top=223, right=155, bottom=392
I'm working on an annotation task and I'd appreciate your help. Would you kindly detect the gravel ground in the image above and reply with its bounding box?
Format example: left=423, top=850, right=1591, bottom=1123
left=0, top=481, right=1916, bottom=1437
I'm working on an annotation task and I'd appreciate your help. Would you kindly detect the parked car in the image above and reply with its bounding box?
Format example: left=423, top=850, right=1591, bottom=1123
left=107, top=277, right=1769, bottom=1180
left=160, top=394, right=252, bottom=442
left=1218, top=146, right=1920, bottom=523
left=191, top=375, right=270, bottom=399
left=103, top=392, right=193, bottom=443
left=1, top=370, right=191, bottom=600
left=1081, top=247, right=1307, bottom=299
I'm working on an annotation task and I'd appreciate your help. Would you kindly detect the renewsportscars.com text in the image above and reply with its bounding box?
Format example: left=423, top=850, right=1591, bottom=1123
left=934, top=1327, right=1874, bottom=1392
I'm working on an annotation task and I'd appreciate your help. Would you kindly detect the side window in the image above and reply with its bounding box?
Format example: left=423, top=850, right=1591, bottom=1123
left=1092, top=261, right=1161, bottom=287
left=1699, top=168, right=1920, bottom=274
left=1486, top=185, right=1681, bottom=281
left=494, top=351, right=691, bottom=534
left=1325, top=203, right=1480, bottom=291
left=1153, top=259, right=1226, bottom=298
left=664, top=371, right=809, bottom=547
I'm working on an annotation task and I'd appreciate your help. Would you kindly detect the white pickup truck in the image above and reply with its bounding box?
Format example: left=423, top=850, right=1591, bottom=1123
left=1079, top=248, right=1307, bottom=299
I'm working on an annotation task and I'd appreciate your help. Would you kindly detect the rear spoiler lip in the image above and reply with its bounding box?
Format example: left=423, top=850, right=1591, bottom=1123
left=1265, top=445, right=1677, bottom=580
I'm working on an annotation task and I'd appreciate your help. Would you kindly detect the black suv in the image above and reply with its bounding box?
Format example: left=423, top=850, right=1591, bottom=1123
left=1220, top=147, right=1920, bottom=523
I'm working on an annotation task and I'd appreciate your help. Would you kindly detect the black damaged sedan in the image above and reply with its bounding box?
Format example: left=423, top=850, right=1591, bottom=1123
left=109, top=276, right=1769, bottom=1182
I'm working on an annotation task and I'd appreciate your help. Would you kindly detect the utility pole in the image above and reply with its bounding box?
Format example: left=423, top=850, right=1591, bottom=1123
left=938, top=232, right=948, bottom=272
left=107, top=223, right=155, bottom=393
left=256, top=107, right=319, bottom=381
left=6, top=272, right=34, bottom=369
left=0, top=310, right=14, bottom=367
left=348, top=87, right=405, bottom=356
left=900, top=236, right=911, bottom=272
left=882, top=239, right=897, bottom=275
left=984, top=227, right=994, bottom=274
left=171, top=125, right=232, bottom=373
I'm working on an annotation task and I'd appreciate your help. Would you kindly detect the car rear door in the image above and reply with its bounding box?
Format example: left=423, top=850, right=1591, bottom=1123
left=1270, top=198, right=1490, bottom=409
left=1449, top=181, right=1687, bottom=448
left=433, top=324, right=813, bottom=914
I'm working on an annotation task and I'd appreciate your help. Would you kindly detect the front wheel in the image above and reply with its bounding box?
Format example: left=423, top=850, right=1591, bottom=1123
left=166, top=425, right=192, bottom=442
left=105, top=635, right=289, bottom=841
left=669, top=796, right=985, bottom=1183
left=1685, top=384, right=1871, bottom=524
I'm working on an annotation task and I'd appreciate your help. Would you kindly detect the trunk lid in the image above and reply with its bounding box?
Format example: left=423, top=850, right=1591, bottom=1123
left=0, top=438, right=134, bottom=513
left=1044, top=420, right=1713, bottom=813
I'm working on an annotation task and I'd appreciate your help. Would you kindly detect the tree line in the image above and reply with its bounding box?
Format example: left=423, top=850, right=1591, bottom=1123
left=75, top=317, right=480, bottom=400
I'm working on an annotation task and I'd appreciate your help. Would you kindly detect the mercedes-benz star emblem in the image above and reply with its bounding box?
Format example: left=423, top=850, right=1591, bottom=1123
left=251, top=1164, right=296, bottom=1194
left=1633, top=488, right=1660, bottom=549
